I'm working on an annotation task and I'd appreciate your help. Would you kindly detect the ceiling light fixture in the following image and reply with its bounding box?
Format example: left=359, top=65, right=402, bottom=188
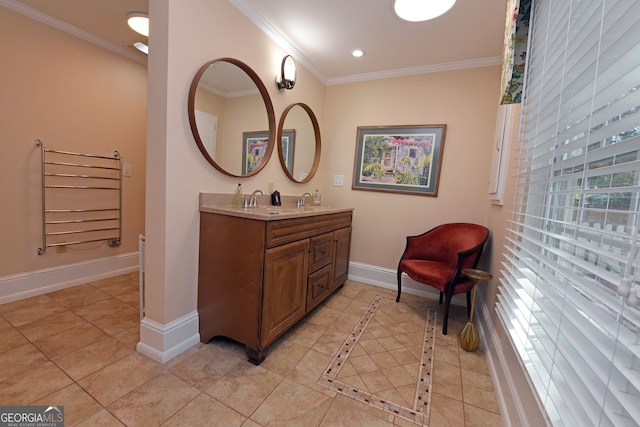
left=393, top=0, right=456, bottom=22
left=352, top=49, right=364, bottom=58
left=133, top=42, right=149, bottom=55
left=127, top=12, right=149, bottom=37
left=276, top=55, right=296, bottom=90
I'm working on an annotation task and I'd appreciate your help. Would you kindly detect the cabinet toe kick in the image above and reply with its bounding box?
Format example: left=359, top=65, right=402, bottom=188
left=246, top=347, right=265, bottom=365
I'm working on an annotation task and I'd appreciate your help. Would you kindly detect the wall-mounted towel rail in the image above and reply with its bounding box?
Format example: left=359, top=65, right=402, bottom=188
left=36, top=139, right=123, bottom=255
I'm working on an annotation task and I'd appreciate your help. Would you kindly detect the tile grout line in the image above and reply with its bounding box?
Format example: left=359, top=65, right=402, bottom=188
left=317, top=295, right=437, bottom=425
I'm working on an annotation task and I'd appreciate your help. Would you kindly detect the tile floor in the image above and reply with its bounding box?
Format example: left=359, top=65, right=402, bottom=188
left=0, top=273, right=502, bottom=426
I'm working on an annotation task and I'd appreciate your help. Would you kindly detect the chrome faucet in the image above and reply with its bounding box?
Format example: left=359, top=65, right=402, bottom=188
left=245, top=189, right=265, bottom=208
left=297, top=192, right=312, bottom=207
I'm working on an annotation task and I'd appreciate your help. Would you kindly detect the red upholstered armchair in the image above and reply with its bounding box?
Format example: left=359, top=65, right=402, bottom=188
left=396, top=223, right=490, bottom=335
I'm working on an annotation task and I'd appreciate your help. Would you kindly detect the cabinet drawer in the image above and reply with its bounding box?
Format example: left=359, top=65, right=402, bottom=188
left=309, top=233, right=333, bottom=273
left=265, top=212, right=352, bottom=248
left=306, top=264, right=332, bottom=311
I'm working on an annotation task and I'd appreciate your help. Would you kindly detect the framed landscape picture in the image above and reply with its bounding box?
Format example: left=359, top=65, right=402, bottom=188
left=242, top=131, right=270, bottom=174
left=242, top=130, right=296, bottom=174
left=352, top=125, right=447, bottom=196
left=280, top=129, right=296, bottom=172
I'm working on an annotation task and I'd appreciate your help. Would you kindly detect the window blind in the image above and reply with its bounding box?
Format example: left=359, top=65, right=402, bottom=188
left=496, top=0, right=640, bottom=426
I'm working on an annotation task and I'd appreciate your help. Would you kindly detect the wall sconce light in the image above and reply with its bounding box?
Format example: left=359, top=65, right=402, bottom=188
left=276, top=55, right=296, bottom=90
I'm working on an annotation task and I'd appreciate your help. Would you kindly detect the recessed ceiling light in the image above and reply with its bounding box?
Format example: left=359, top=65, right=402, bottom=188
left=394, top=0, right=456, bottom=22
left=133, top=42, right=149, bottom=55
left=127, top=12, right=149, bottom=37
left=352, top=49, right=364, bottom=58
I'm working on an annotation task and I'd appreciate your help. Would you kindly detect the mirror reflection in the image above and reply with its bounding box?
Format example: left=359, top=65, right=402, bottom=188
left=278, top=103, right=320, bottom=183
left=188, top=58, right=275, bottom=177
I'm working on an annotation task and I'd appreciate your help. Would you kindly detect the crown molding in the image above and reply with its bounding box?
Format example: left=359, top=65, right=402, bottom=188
left=230, top=0, right=501, bottom=85
left=228, top=0, right=327, bottom=83
left=4, top=0, right=501, bottom=84
left=327, top=56, right=502, bottom=85
left=0, top=0, right=147, bottom=65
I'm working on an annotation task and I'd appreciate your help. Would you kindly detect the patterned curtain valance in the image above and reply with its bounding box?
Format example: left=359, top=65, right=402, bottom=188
left=499, top=0, right=531, bottom=104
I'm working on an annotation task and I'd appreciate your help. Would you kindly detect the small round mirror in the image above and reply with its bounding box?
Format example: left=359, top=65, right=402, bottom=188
left=188, top=58, right=276, bottom=177
left=277, top=103, right=320, bottom=183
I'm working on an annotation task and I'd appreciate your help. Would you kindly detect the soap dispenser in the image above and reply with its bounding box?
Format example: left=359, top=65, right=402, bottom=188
left=312, top=189, right=321, bottom=206
left=233, top=183, right=243, bottom=208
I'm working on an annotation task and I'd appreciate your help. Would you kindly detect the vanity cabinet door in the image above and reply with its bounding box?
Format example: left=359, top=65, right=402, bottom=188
left=261, top=239, right=309, bottom=347
left=332, top=227, right=352, bottom=291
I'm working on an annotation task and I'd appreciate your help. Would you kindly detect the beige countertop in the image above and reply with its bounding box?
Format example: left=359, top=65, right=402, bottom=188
left=199, top=193, right=353, bottom=220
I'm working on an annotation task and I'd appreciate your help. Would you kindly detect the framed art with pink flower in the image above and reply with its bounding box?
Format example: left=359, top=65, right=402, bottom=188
left=352, top=125, right=447, bottom=196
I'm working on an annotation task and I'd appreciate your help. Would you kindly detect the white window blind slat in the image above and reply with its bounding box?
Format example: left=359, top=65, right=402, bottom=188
left=502, top=260, right=636, bottom=425
left=551, top=343, right=604, bottom=425
left=505, top=222, right=640, bottom=332
left=497, top=0, right=640, bottom=424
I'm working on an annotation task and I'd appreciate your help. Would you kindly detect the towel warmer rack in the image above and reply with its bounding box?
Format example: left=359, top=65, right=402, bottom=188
left=36, top=139, right=122, bottom=255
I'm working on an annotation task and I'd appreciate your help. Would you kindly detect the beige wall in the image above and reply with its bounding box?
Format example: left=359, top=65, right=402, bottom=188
left=324, top=67, right=501, bottom=269
left=0, top=7, right=147, bottom=277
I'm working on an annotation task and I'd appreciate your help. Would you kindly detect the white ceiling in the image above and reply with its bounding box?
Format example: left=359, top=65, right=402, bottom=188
left=4, top=0, right=508, bottom=84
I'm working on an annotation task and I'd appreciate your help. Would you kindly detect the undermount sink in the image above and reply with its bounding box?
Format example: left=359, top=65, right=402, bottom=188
left=244, top=205, right=330, bottom=215
left=300, top=205, right=327, bottom=210
left=272, top=205, right=328, bottom=211
left=238, top=206, right=300, bottom=216
left=265, top=206, right=298, bottom=211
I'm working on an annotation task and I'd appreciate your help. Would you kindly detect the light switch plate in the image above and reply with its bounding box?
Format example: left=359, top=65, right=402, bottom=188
left=333, top=175, right=344, bottom=186
left=123, top=164, right=132, bottom=177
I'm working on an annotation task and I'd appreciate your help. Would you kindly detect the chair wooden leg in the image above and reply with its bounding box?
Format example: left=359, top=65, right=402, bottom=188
left=442, top=282, right=458, bottom=335
left=442, top=295, right=451, bottom=335
left=438, top=292, right=443, bottom=304
left=396, top=269, right=402, bottom=302
left=466, top=291, right=472, bottom=317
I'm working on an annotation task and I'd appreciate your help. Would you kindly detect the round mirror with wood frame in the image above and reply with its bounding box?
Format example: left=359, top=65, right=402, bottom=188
left=188, top=58, right=276, bottom=177
left=277, top=103, right=321, bottom=183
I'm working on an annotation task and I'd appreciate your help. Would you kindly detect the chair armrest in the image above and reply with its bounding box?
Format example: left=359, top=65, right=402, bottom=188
left=454, top=239, right=488, bottom=276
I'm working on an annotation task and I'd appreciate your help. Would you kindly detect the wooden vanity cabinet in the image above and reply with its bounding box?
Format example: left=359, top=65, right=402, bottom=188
left=198, top=210, right=352, bottom=364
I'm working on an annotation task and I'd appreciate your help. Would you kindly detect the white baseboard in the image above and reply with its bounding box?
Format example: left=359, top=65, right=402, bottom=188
left=137, top=311, right=200, bottom=363
left=348, top=261, right=468, bottom=306
left=476, top=294, right=521, bottom=427
left=0, top=252, right=139, bottom=304
left=476, top=293, right=549, bottom=427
